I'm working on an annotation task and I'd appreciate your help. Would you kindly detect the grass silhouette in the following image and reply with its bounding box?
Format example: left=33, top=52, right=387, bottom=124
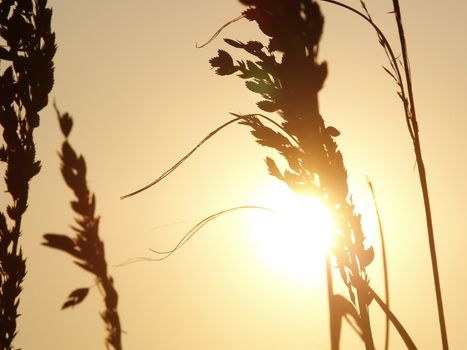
left=319, top=0, right=448, bottom=347
left=0, top=0, right=55, bottom=347
left=42, top=105, right=122, bottom=350
left=122, top=0, right=420, bottom=349
left=0, top=0, right=448, bottom=349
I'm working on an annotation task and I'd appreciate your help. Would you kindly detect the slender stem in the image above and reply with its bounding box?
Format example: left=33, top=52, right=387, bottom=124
left=121, top=112, right=300, bottom=200
left=319, top=0, right=415, bottom=140
left=369, top=287, right=417, bottom=350
left=100, top=276, right=122, bottom=350
left=368, top=179, right=390, bottom=350
left=356, top=282, right=375, bottom=350
left=12, top=217, right=22, bottom=256
left=346, top=220, right=375, bottom=349
left=391, top=1, right=449, bottom=348
left=414, top=139, right=448, bottom=349
left=326, top=255, right=339, bottom=350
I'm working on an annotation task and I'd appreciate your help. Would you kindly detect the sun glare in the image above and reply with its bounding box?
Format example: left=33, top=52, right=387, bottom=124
left=244, top=182, right=336, bottom=286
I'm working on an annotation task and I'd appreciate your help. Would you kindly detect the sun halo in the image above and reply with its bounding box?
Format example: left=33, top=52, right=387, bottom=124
left=244, top=182, right=336, bottom=286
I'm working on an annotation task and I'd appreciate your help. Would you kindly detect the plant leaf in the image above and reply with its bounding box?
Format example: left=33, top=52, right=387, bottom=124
left=359, top=247, right=375, bottom=268
left=58, top=112, right=73, bottom=138
left=382, top=65, right=397, bottom=82
left=326, top=126, right=341, bottom=137
left=257, top=100, right=278, bottom=113
left=245, top=80, right=272, bottom=95
left=42, top=233, right=81, bottom=258
left=265, top=157, right=282, bottom=179
left=61, top=288, right=89, bottom=310
left=209, top=50, right=238, bottom=75
left=224, top=38, right=244, bottom=48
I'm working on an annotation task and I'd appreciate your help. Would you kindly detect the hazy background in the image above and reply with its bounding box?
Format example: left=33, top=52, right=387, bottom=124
left=13, top=0, right=466, bottom=349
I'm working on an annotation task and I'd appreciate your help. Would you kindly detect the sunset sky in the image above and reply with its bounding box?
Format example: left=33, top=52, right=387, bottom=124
left=14, top=0, right=467, bottom=349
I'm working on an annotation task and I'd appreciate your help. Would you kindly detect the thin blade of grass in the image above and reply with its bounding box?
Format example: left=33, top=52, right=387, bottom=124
left=326, top=255, right=339, bottom=350
left=120, top=117, right=242, bottom=199
left=196, top=15, right=244, bottom=48
left=117, top=205, right=272, bottom=266
left=230, top=112, right=301, bottom=148
left=149, top=205, right=272, bottom=260
left=391, top=1, right=448, bottom=348
left=367, top=177, right=390, bottom=350
left=369, top=287, right=417, bottom=350
left=319, top=0, right=415, bottom=140
left=121, top=113, right=300, bottom=200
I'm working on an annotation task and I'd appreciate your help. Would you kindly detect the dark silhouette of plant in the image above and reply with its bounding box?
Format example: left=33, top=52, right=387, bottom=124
left=42, top=106, right=122, bottom=350
left=122, top=1, right=418, bottom=349
left=0, top=0, right=55, bottom=347
left=318, top=0, right=448, bottom=348
left=208, top=1, right=380, bottom=348
left=207, top=1, right=415, bottom=348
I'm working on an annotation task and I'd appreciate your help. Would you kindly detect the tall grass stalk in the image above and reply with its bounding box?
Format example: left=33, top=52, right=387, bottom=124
left=320, top=0, right=448, bottom=347
left=0, top=1, right=55, bottom=347
left=42, top=106, right=122, bottom=350
left=368, top=178, right=389, bottom=350
left=391, top=2, right=448, bottom=348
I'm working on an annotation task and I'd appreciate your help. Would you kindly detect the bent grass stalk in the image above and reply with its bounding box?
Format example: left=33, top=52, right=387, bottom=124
left=121, top=112, right=300, bottom=200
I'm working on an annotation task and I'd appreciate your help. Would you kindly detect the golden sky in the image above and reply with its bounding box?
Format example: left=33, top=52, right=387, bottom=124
left=15, top=0, right=467, bottom=349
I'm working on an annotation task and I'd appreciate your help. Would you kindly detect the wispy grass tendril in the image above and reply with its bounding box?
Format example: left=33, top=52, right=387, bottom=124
left=118, top=205, right=272, bottom=266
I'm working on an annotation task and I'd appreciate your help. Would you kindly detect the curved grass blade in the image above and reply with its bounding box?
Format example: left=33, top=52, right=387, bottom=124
left=230, top=112, right=301, bottom=148
left=117, top=205, right=273, bottom=266
left=121, top=114, right=300, bottom=200
left=319, top=0, right=415, bottom=139
left=369, top=287, right=417, bottom=350
left=196, top=15, right=244, bottom=48
left=120, top=117, right=242, bottom=199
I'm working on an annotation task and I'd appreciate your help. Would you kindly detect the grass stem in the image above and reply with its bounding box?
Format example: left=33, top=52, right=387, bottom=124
left=368, top=179, right=390, bottom=350
left=391, top=1, right=449, bottom=348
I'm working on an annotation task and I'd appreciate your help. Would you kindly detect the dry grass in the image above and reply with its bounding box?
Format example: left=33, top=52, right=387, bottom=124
left=122, top=1, right=418, bottom=349
left=0, top=1, right=443, bottom=349
left=319, top=0, right=448, bottom=347
left=0, top=1, right=55, bottom=347
left=42, top=106, right=122, bottom=350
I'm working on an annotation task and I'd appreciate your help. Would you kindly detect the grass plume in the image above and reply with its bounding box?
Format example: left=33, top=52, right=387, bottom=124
left=208, top=0, right=420, bottom=348
left=209, top=1, right=378, bottom=347
left=0, top=0, right=55, bottom=347
left=42, top=105, right=122, bottom=350
left=123, top=1, right=420, bottom=348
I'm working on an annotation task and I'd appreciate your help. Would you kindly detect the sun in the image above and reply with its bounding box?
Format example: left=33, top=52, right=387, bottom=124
left=244, top=181, right=336, bottom=286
